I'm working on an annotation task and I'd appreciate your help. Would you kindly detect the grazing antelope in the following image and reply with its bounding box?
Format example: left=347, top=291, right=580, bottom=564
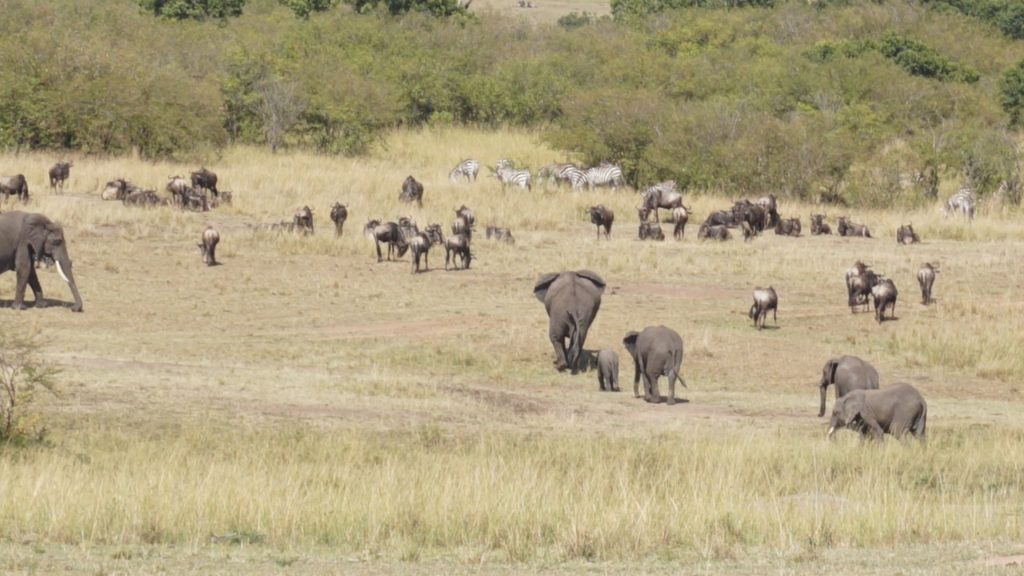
left=330, top=203, right=348, bottom=236
left=198, top=226, right=220, bottom=266
left=48, top=161, right=72, bottom=193
left=871, top=278, right=898, bottom=323
left=365, top=219, right=409, bottom=262
left=445, top=233, right=472, bottom=270
left=587, top=205, right=614, bottom=240
left=410, top=224, right=443, bottom=273
left=749, top=286, right=778, bottom=330
left=917, top=263, right=938, bottom=305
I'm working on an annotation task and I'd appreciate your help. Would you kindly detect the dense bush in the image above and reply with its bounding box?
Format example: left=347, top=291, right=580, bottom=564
left=140, top=0, right=246, bottom=19
left=1001, top=59, right=1024, bottom=127
left=924, top=0, right=1024, bottom=39
left=1, top=0, right=1021, bottom=204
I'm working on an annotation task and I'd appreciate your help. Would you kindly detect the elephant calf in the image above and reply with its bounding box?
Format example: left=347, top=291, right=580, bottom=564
left=819, top=355, right=879, bottom=417
left=623, top=326, right=686, bottom=405
left=828, top=383, right=927, bottom=442
left=597, top=349, right=619, bottom=392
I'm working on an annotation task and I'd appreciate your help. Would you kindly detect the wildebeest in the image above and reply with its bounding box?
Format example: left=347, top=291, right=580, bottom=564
left=703, top=210, right=736, bottom=228
left=810, top=214, right=832, bottom=235
left=671, top=206, right=689, bottom=240
left=180, top=188, right=209, bottom=212
left=398, top=216, right=419, bottom=243
left=455, top=205, right=475, bottom=227
left=365, top=219, right=409, bottom=262
left=917, top=263, right=938, bottom=305
left=166, top=176, right=192, bottom=205
left=837, top=217, right=871, bottom=237
left=847, top=264, right=881, bottom=313
left=122, top=189, right=165, bottom=207
left=896, top=224, right=920, bottom=245
left=740, top=221, right=755, bottom=242
left=638, top=221, right=664, bottom=241
left=639, top=181, right=683, bottom=223
left=731, top=200, right=767, bottom=233
left=756, top=193, right=779, bottom=227
left=400, top=176, right=424, bottom=206
left=409, top=224, right=443, bottom=273
left=0, top=174, right=29, bottom=203
left=486, top=225, right=515, bottom=244
left=199, top=226, right=220, bottom=266
left=48, top=161, right=73, bottom=193
left=330, top=203, right=348, bottom=236
left=191, top=168, right=219, bottom=198
left=293, top=206, right=314, bottom=235
left=698, top=223, right=731, bottom=241
left=102, top=178, right=140, bottom=201
left=444, top=233, right=472, bottom=270
left=588, top=205, right=614, bottom=240
left=749, top=286, right=778, bottom=330
left=775, top=217, right=801, bottom=237
left=452, top=205, right=475, bottom=239
left=871, top=278, right=898, bottom=323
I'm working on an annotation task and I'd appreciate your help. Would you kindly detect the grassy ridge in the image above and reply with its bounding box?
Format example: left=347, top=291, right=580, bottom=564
left=0, top=128, right=1022, bottom=570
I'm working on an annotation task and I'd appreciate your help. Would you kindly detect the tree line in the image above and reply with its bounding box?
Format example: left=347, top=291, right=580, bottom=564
left=2, top=0, right=1024, bottom=206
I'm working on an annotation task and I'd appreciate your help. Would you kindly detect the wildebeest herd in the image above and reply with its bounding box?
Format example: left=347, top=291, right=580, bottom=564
left=0, top=155, right=980, bottom=444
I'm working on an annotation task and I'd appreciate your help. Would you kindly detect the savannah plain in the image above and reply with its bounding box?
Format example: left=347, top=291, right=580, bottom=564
left=1, top=127, right=1024, bottom=575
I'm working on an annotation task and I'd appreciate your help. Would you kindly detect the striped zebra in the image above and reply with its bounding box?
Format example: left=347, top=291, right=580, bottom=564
left=540, top=163, right=588, bottom=189
left=495, top=159, right=532, bottom=191
left=944, top=185, right=976, bottom=220
left=449, top=159, right=480, bottom=183
left=585, top=162, right=625, bottom=190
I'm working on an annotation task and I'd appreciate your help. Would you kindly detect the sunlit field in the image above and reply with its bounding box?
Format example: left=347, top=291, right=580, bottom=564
left=1, top=127, right=1023, bottom=574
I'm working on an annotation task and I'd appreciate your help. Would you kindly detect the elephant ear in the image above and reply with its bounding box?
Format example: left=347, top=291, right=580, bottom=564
left=574, top=270, right=606, bottom=294
left=841, top=396, right=863, bottom=426
left=622, top=331, right=639, bottom=356
left=823, top=359, right=839, bottom=386
left=533, top=272, right=560, bottom=303
left=22, top=214, right=50, bottom=259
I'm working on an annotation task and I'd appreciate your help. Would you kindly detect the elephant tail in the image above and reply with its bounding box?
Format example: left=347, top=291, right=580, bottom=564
left=673, top=348, right=687, bottom=388
left=916, top=402, right=927, bottom=441
left=567, top=314, right=582, bottom=369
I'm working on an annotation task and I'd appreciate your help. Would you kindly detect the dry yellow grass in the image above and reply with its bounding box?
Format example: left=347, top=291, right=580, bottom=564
left=470, top=0, right=610, bottom=23
left=1, top=127, right=1023, bottom=574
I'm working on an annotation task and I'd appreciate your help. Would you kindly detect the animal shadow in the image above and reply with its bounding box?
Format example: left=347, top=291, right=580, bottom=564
left=651, top=395, right=690, bottom=406
left=0, top=298, right=77, bottom=309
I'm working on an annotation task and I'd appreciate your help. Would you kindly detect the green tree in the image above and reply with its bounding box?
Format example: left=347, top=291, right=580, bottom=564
left=279, top=0, right=338, bottom=18
left=1000, top=59, right=1024, bottom=127
left=343, top=0, right=469, bottom=17
left=140, top=0, right=245, bottom=20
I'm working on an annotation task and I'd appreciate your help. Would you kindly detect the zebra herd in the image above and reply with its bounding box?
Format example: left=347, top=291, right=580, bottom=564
left=446, top=159, right=626, bottom=192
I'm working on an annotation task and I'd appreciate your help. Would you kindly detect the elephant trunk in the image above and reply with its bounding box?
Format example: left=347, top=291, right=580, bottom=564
left=819, top=384, right=828, bottom=418
left=55, top=254, right=83, bottom=313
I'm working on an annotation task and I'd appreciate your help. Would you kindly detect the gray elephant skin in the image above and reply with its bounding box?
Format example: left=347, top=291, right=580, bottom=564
left=623, top=326, right=686, bottom=404
left=533, top=270, right=605, bottom=374
left=597, top=349, right=619, bottom=391
left=0, top=211, right=83, bottom=312
left=828, top=383, right=927, bottom=442
left=819, top=355, right=878, bottom=417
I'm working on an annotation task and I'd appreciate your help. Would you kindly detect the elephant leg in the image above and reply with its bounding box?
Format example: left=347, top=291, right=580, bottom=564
left=27, top=268, right=45, bottom=308
left=13, top=263, right=32, bottom=310
left=550, top=331, right=569, bottom=372
left=667, top=370, right=677, bottom=405
left=633, top=359, right=642, bottom=398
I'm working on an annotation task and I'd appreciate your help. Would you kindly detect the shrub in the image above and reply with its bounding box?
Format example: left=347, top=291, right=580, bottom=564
left=0, top=333, right=59, bottom=445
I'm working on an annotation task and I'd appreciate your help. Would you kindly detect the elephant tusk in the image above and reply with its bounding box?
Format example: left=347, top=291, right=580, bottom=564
left=827, top=426, right=836, bottom=439
left=56, top=259, right=70, bottom=284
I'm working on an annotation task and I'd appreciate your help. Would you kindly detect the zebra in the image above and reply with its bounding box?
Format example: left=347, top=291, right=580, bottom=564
left=449, top=159, right=480, bottom=183
left=540, top=163, right=587, bottom=189
left=494, top=159, right=531, bottom=191
left=944, top=186, right=976, bottom=220
left=585, top=162, right=625, bottom=190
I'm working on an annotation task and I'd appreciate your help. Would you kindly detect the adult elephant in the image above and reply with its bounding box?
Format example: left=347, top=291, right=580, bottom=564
left=623, top=325, right=686, bottom=404
left=533, top=270, right=605, bottom=374
left=828, top=383, right=927, bottom=442
left=0, top=212, right=83, bottom=312
left=819, top=355, right=878, bottom=417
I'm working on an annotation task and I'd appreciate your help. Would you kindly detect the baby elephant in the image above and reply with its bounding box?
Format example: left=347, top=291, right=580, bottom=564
left=749, top=286, right=778, bottom=329
left=198, top=225, right=220, bottom=266
left=623, top=326, right=686, bottom=405
left=597, top=349, right=620, bottom=392
left=917, top=262, right=938, bottom=305
left=828, top=383, right=927, bottom=442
